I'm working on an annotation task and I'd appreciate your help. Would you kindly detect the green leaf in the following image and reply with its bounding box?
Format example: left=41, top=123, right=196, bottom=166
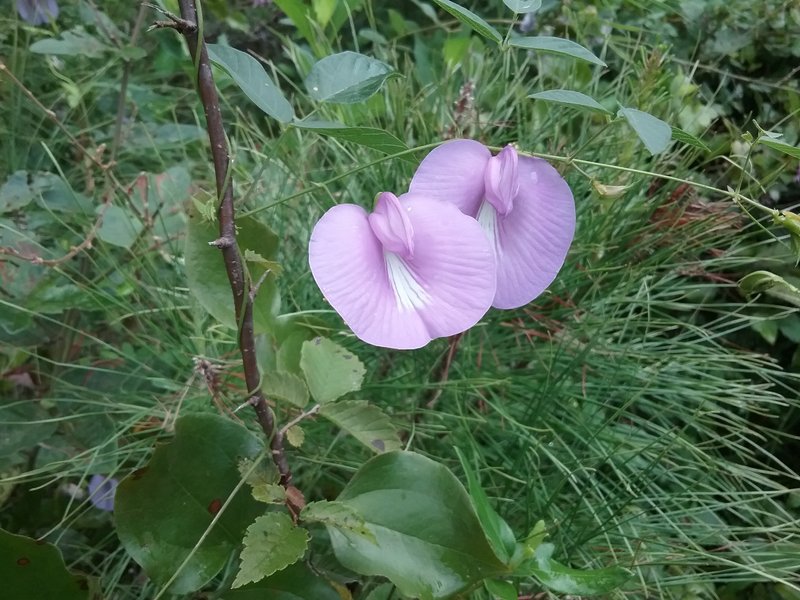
left=503, top=0, right=541, bottom=13
left=207, top=44, right=294, bottom=123
left=0, top=399, right=57, bottom=468
left=529, top=89, right=611, bottom=114
left=184, top=211, right=280, bottom=333
left=0, top=171, right=36, bottom=212
left=232, top=513, right=309, bottom=588
left=272, top=0, right=316, bottom=46
left=286, top=425, right=305, bottom=447
left=97, top=204, right=143, bottom=249
left=312, top=0, right=337, bottom=26
left=509, top=36, right=606, bottom=66
left=455, top=448, right=517, bottom=563
left=320, top=400, right=402, bottom=453
left=29, top=28, right=110, bottom=58
left=223, top=562, right=341, bottom=600
left=671, top=126, right=711, bottom=152
left=293, top=120, right=409, bottom=157
left=0, top=529, right=91, bottom=599
left=521, top=543, right=631, bottom=596
left=759, top=136, right=800, bottom=159
left=773, top=210, right=800, bottom=264
left=618, top=107, right=672, bottom=155
left=485, top=578, right=517, bottom=600
left=431, top=0, right=502, bottom=44
left=738, top=271, right=800, bottom=307
left=115, top=414, right=265, bottom=594
left=302, top=500, right=376, bottom=543
left=251, top=483, right=286, bottom=504
left=328, top=451, right=507, bottom=599
left=263, top=371, right=309, bottom=408
left=300, top=337, right=365, bottom=403
left=305, top=51, right=395, bottom=104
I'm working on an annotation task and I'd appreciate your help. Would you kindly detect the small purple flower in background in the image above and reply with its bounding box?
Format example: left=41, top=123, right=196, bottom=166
left=309, top=191, right=496, bottom=349
left=16, top=0, right=59, bottom=25
left=87, top=475, right=118, bottom=512
left=410, top=140, right=575, bottom=309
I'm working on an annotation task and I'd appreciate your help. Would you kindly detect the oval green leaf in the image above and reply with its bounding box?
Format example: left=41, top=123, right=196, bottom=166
left=328, top=451, right=507, bottom=599
left=618, top=107, right=672, bottom=155
left=115, top=414, right=265, bottom=595
left=529, top=89, right=611, bottom=114
left=509, top=36, right=606, bottom=66
left=184, top=212, right=280, bottom=333
left=522, top=543, right=631, bottom=596
left=223, top=562, right=342, bottom=600
left=432, top=0, right=503, bottom=44
left=0, top=529, right=91, bottom=600
left=207, top=44, right=294, bottom=123
left=299, top=337, right=365, bottom=404
left=319, top=400, right=402, bottom=453
left=293, top=120, right=409, bottom=157
left=503, top=0, right=542, bottom=13
left=232, top=513, right=309, bottom=588
left=305, top=51, right=395, bottom=104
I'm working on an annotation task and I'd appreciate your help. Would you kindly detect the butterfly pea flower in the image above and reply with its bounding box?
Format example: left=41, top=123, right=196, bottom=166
left=16, top=0, right=59, bottom=25
left=87, top=474, right=118, bottom=512
left=410, top=140, right=575, bottom=309
left=309, top=191, right=496, bottom=349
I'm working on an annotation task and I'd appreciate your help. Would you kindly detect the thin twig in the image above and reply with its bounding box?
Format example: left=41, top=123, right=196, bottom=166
left=279, top=405, right=321, bottom=437
left=166, top=0, right=293, bottom=492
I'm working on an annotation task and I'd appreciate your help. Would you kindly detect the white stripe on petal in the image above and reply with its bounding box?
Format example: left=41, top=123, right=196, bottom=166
left=385, top=252, right=431, bottom=311
left=477, top=200, right=502, bottom=259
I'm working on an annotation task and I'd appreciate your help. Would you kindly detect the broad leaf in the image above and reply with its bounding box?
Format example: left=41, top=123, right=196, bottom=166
left=509, top=36, right=606, bottom=66
left=300, top=337, right=365, bottom=404
left=232, top=513, right=309, bottom=588
left=184, top=212, right=280, bottom=333
left=305, top=51, right=394, bottom=103
left=618, top=107, right=672, bottom=155
left=328, top=451, right=508, bottom=599
left=263, top=371, right=309, bottom=408
left=672, top=127, right=711, bottom=152
left=529, top=89, right=611, bottom=114
left=759, top=136, right=800, bottom=159
left=0, top=399, right=57, bottom=469
left=455, top=447, right=516, bottom=563
left=293, top=120, right=409, bottom=156
left=521, top=543, right=631, bottom=596
left=207, top=44, right=294, bottom=123
left=223, top=562, right=341, bottom=600
left=115, top=414, right=265, bottom=594
left=29, top=29, right=109, bottom=58
left=96, top=205, right=143, bottom=249
left=319, top=400, right=402, bottom=453
left=484, top=578, right=517, bottom=600
left=272, top=0, right=315, bottom=45
left=738, top=271, right=800, bottom=307
left=503, top=0, right=541, bottom=13
left=302, top=500, right=376, bottom=542
left=0, top=529, right=91, bottom=599
left=431, top=0, right=503, bottom=44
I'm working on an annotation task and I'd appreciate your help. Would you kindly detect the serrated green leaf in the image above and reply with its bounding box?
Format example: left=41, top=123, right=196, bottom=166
left=252, top=483, right=286, bottom=504
left=293, top=119, right=409, bottom=157
left=232, top=513, right=309, bottom=588
left=184, top=211, right=280, bottom=333
left=0, top=529, right=91, bottom=599
left=509, top=36, right=606, bottom=66
left=485, top=578, right=517, bottom=600
left=263, top=371, right=309, bottom=408
left=503, top=0, right=541, bottom=13
left=759, top=136, right=800, bottom=159
left=320, top=400, right=401, bottom=453
left=115, top=414, right=265, bottom=594
left=207, top=44, right=294, bottom=123
left=521, top=543, right=631, bottom=596
left=305, top=51, right=394, bottom=104
left=328, top=452, right=507, bottom=599
left=529, top=89, right=611, bottom=114
left=302, top=500, right=376, bottom=543
left=300, top=337, right=365, bottom=403
left=618, top=107, right=672, bottom=155
left=671, top=126, right=711, bottom=152
left=455, top=447, right=517, bottom=563
left=222, top=562, right=341, bottom=599
left=431, top=0, right=502, bottom=44
left=286, top=425, right=305, bottom=447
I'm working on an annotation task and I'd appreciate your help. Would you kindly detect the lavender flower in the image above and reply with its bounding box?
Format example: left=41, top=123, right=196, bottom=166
left=410, top=140, right=575, bottom=309
left=16, top=0, right=59, bottom=25
left=309, top=191, right=496, bottom=349
left=87, top=475, right=118, bottom=512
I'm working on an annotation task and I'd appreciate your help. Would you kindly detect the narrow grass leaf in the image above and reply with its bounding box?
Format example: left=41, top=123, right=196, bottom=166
left=232, top=513, right=309, bottom=588
left=509, top=36, right=606, bottom=66
left=431, top=0, right=503, bottom=44
left=618, top=107, right=672, bottom=155
left=207, top=44, right=294, bottom=123
left=529, top=89, right=611, bottom=114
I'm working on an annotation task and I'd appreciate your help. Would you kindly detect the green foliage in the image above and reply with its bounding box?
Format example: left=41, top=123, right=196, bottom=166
left=530, top=89, right=611, bottom=114
left=304, top=51, right=395, bottom=104
left=319, top=400, right=402, bottom=453
left=431, top=0, right=503, bottom=44
left=233, top=513, right=309, bottom=588
left=618, top=107, right=673, bottom=155
left=223, top=562, right=341, bottom=600
left=299, top=337, right=366, bottom=404
left=508, top=36, right=606, bottom=66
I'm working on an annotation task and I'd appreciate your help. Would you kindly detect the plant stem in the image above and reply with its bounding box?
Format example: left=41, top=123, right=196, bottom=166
left=171, top=0, right=292, bottom=488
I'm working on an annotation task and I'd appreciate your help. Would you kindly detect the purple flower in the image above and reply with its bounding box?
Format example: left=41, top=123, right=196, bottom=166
left=87, top=475, right=118, bottom=512
left=409, top=140, right=575, bottom=309
left=309, top=191, right=496, bottom=349
left=16, top=0, right=59, bottom=25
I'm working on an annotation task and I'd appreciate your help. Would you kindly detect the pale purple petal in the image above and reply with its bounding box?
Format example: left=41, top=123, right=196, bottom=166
left=308, top=197, right=495, bottom=349
left=17, top=0, right=59, bottom=25
left=367, top=192, right=414, bottom=257
left=409, top=140, right=491, bottom=217
left=484, top=145, right=519, bottom=215
left=87, top=474, right=118, bottom=512
left=486, top=156, right=575, bottom=309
